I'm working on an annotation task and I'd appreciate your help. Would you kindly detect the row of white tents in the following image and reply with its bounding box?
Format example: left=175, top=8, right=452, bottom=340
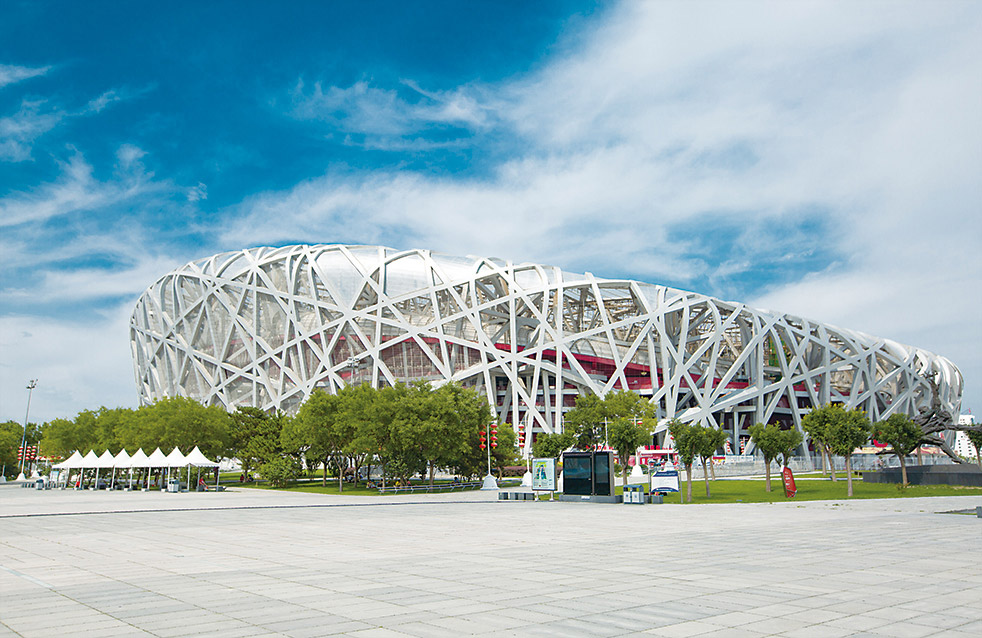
left=52, top=446, right=220, bottom=491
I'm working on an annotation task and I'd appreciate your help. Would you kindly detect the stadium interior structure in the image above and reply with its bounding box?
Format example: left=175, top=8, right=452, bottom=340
left=130, top=244, right=963, bottom=457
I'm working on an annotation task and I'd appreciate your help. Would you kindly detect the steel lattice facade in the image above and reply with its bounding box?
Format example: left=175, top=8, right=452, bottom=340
left=130, top=244, right=963, bottom=454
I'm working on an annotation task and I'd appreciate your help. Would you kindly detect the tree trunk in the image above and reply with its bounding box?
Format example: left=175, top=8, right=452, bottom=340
left=899, top=454, right=908, bottom=486
left=685, top=463, right=693, bottom=503
left=975, top=445, right=981, bottom=468
left=709, top=457, right=717, bottom=481
left=702, top=458, right=710, bottom=497
left=764, top=458, right=772, bottom=492
left=322, top=460, right=328, bottom=487
left=827, top=448, right=837, bottom=481
left=623, top=464, right=630, bottom=491
left=845, top=455, right=853, bottom=497
left=916, top=446, right=923, bottom=465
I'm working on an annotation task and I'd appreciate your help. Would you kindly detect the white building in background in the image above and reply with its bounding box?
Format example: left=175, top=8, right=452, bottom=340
left=953, top=415, right=978, bottom=459
left=130, top=244, right=963, bottom=457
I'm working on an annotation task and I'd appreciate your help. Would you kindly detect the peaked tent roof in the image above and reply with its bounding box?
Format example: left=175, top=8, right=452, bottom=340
left=164, top=447, right=187, bottom=468
left=184, top=446, right=219, bottom=467
left=53, top=450, right=83, bottom=469
left=81, top=450, right=100, bottom=468
left=113, top=449, right=132, bottom=468
left=129, top=448, right=150, bottom=467
left=146, top=448, right=167, bottom=467
left=96, top=450, right=116, bottom=468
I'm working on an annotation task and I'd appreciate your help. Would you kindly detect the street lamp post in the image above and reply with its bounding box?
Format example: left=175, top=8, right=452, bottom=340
left=17, top=380, right=38, bottom=480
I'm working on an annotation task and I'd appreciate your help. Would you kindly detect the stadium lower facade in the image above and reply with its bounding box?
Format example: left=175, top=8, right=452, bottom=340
left=130, top=244, right=963, bottom=456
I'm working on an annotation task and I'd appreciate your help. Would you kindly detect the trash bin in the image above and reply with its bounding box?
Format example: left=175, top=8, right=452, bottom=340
left=650, top=492, right=664, bottom=504
left=167, top=478, right=180, bottom=493
left=35, top=478, right=45, bottom=490
left=623, top=484, right=645, bottom=504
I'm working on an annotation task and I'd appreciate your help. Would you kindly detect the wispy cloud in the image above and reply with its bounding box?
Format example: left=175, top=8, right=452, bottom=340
left=0, top=147, right=164, bottom=228
left=0, top=63, right=50, bottom=89
left=288, top=78, right=492, bottom=145
left=0, top=98, right=64, bottom=161
left=0, top=83, right=141, bottom=162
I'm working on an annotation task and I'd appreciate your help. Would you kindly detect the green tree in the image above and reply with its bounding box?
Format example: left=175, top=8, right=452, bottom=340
left=421, top=382, right=495, bottom=484
left=531, top=431, right=576, bottom=460
left=695, top=425, right=728, bottom=497
left=967, top=430, right=982, bottom=468
left=227, top=406, right=283, bottom=480
left=748, top=422, right=781, bottom=492
left=563, top=394, right=607, bottom=449
left=296, top=388, right=352, bottom=491
left=118, top=397, right=229, bottom=459
left=259, top=455, right=300, bottom=488
left=667, top=418, right=700, bottom=503
left=873, top=413, right=921, bottom=486
left=41, top=417, right=96, bottom=459
left=0, top=421, right=25, bottom=478
left=608, top=417, right=652, bottom=490
left=827, top=408, right=871, bottom=497
left=338, top=383, right=380, bottom=485
left=748, top=422, right=804, bottom=493
left=802, top=404, right=841, bottom=481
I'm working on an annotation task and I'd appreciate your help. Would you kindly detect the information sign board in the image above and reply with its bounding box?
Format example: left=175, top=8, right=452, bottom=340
left=531, top=457, right=556, bottom=491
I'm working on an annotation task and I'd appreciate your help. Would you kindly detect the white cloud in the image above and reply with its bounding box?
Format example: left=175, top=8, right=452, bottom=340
left=289, top=78, right=492, bottom=140
left=0, top=148, right=162, bottom=228
left=0, top=63, right=50, bottom=89
left=0, top=98, right=63, bottom=161
left=0, top=305, right=140, bottom=423
left=0, top=83, right=139, bottom=162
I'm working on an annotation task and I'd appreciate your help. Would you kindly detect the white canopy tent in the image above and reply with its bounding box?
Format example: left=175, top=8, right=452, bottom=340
left=128, top=448, right=150, bottom=490
left=112, top=449, right=131, bottom=489
left=185, top=446, right=220, bottom=488
left=42, top=446, right=223, bottom=492
left=53, top=450, right=83, bottom=470
left=93, top=450, right=115, bottom=489
left=145, top=448, right=167, bottom=489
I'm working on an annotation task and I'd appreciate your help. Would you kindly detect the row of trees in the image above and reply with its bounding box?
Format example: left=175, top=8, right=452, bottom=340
left=281, top=381, right=512, bottom=490
left=3, top=382, right=514, bottom=487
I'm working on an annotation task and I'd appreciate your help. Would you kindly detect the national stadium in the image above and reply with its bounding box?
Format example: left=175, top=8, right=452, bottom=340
left=130, top=244, right=963, bottom=456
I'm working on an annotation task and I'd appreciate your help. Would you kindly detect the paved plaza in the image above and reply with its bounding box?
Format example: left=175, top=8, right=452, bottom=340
left=1, top=485, right=980, bottom=637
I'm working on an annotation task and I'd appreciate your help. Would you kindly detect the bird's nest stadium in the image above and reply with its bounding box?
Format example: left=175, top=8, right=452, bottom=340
left=130, top=244, right=962, bottom=455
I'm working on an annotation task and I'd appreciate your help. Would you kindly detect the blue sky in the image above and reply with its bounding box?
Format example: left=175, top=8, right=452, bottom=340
left=2, top=1, right=980, bottom=423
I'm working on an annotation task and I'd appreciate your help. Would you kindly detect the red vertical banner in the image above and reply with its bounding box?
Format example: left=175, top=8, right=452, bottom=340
left=782, top=466, right=797, bottom=498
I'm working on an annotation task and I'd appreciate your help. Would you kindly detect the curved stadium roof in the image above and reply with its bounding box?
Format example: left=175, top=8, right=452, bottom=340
left=130, top=244, right=962, bottom=454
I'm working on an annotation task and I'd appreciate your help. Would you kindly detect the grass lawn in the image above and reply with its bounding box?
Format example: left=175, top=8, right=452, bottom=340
left=227, top=470, right=982, bottom=503
left=612, top=476, right=982, bottom=504
left=234, top=476, right=522, bottom=496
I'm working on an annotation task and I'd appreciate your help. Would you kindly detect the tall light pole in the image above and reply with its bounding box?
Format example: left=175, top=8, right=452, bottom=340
left=18, top=379, right=38, bottom=479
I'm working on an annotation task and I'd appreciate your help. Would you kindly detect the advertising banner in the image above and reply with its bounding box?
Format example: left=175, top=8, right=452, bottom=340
left=531, top=457, right=556, bottom=491
left=782, top=466, right=797, bottom=498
